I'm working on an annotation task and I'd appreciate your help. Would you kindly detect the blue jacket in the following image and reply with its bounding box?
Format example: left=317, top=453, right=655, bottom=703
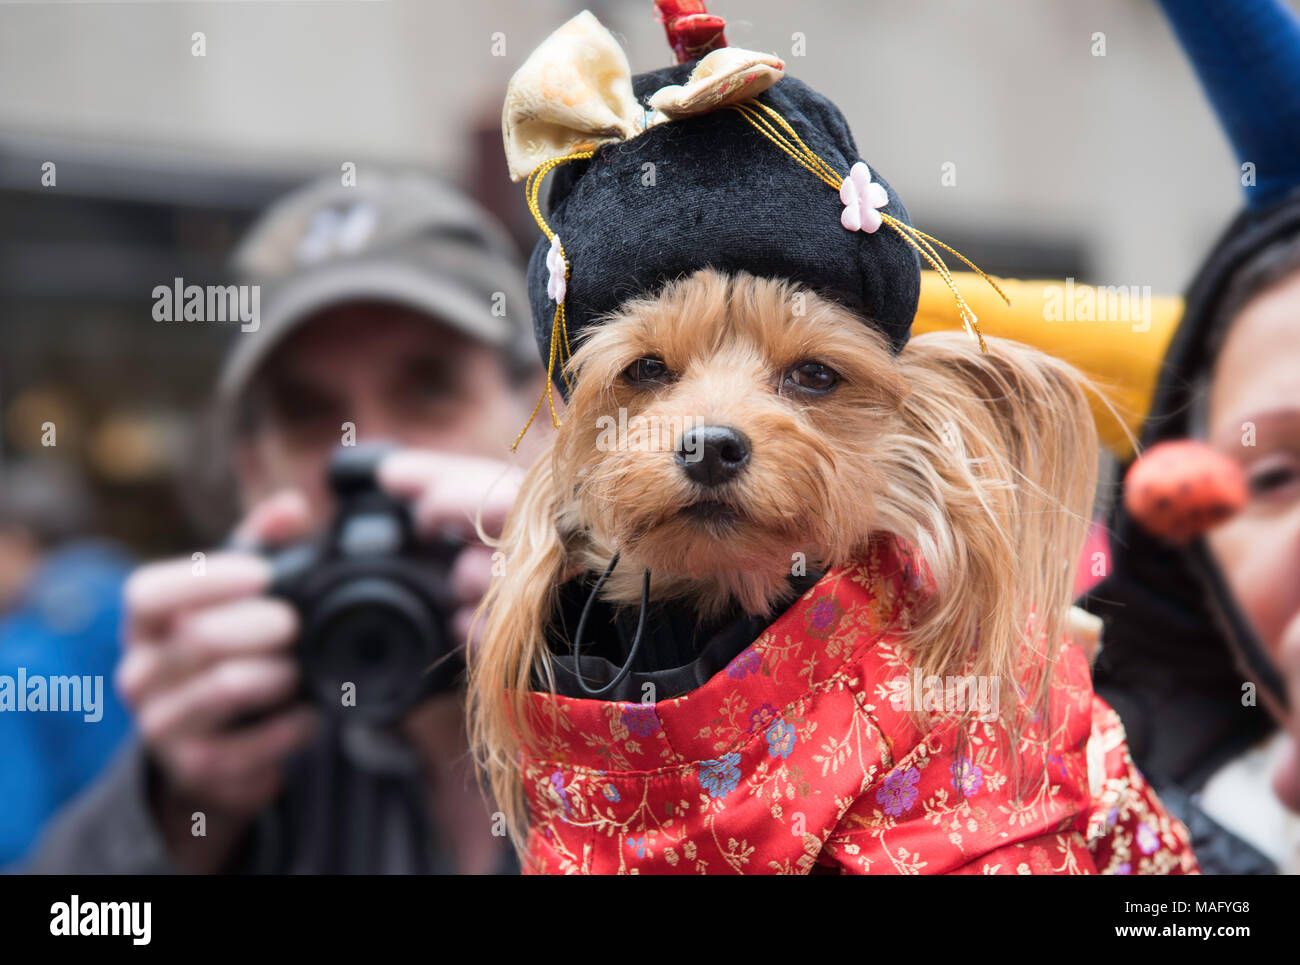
left=0, top=542, right=132, bottom=865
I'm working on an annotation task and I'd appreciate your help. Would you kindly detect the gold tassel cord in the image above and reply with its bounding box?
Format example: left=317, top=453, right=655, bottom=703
left=729, top=98, right=1008, bottom=351
left=905, top=224, right=1011, bottom=306
left=510, top=300, right=569, bottom=452
left=525, top=151, right=592, bottom=389
left=731, top=102, right=841, bottom=190
left=511, top=150, right=594, bottom=451
left=735, top=101, right=843, bottom=188
left=881, top=213, right=988, bottom=352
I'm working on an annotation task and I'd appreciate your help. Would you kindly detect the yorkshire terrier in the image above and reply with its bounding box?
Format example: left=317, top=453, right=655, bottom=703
left=470, top=266, right=1099, bottom=849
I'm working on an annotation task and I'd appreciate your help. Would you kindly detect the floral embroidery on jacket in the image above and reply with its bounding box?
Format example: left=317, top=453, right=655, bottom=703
left=517, top=536, right=1199, bottom=875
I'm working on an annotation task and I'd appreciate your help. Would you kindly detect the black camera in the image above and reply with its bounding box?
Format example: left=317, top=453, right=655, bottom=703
left=264, top=443, right=462, bottom=724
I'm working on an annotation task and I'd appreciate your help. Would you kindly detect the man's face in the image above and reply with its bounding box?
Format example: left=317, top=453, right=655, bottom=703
left=236, top=301, right=530, bottom=520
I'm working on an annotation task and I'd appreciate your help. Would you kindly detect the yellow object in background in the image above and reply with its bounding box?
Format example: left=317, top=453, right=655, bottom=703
left=914, top=271, right=1183, bottom=460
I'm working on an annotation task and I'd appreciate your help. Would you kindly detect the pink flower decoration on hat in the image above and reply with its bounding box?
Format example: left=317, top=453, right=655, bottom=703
left=546, top=234, right=567, bottom=303
left=839, top=161, right=889, bottom=233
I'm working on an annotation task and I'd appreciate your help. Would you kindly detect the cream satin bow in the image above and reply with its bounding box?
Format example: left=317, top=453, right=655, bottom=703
left=502, top=9, right=786, bottom=181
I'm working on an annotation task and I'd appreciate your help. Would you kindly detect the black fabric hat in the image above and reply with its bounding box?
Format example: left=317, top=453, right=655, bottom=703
left=523, top=62, right=921, bottom=395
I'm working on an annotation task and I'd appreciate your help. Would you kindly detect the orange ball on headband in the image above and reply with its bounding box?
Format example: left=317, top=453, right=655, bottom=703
left=1123, top=440, right=1248, bottom=545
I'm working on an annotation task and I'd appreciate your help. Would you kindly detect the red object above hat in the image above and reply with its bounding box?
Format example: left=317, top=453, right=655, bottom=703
left=654, top=0, right=728, bottom=63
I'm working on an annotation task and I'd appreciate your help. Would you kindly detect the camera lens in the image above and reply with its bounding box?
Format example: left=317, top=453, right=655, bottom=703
left=302, top=577, right=446, bottom=723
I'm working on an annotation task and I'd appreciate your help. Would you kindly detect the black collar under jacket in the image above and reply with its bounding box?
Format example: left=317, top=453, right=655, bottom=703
left=1086, top=190, right=1300, bottom=800
left=543, top=567, right=826, bottom=703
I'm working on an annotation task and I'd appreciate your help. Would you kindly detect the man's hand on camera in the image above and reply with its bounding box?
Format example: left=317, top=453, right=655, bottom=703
left=116, top=490, right=322, bottom=869
left=378, top=449, right=523, bottom=653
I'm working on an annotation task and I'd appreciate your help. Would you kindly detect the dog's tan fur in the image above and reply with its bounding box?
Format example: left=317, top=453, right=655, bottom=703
left=469, top=268, right=1099, bottom=851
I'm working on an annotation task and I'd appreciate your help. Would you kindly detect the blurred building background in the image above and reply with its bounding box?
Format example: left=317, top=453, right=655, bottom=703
left=0, top=0, right=1285, bottom=553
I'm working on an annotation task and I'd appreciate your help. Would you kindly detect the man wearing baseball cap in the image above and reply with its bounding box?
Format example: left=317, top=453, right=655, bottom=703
left=25, top=171, right=542, bottom=874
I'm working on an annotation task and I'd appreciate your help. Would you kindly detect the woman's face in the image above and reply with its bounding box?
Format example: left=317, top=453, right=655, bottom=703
left=1206, top=268, right=1300, bottom=661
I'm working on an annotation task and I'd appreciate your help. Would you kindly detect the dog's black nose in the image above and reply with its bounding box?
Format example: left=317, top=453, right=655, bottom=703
left=677, top=425, right=751, bottom=487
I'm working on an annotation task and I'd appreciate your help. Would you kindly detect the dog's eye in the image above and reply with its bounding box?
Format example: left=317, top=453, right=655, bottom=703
left=623, top=357, right=671, bottom=384
left=785, top=361, right=840, bottom=393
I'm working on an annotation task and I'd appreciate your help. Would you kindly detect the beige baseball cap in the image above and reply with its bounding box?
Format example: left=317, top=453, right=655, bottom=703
left=217, top=170, right=534, bottom=406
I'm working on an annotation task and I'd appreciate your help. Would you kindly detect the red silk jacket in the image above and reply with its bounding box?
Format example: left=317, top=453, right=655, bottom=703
left=519, top=537, right=1199, bottom=874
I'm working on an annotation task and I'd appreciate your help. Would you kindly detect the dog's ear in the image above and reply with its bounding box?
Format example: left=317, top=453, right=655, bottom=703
left=468, top=442, right=569, bottom=856
left=889, top=332, right=1099, bottom=732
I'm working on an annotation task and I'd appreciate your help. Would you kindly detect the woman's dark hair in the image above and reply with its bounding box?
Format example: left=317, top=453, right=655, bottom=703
left=1189, top=229, right=1300, bottom=438
left=1209, top=229, right=1300, bottom=358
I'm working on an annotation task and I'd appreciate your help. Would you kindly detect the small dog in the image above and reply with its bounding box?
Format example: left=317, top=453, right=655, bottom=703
left=471, top=267, right=1098, bottom=848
